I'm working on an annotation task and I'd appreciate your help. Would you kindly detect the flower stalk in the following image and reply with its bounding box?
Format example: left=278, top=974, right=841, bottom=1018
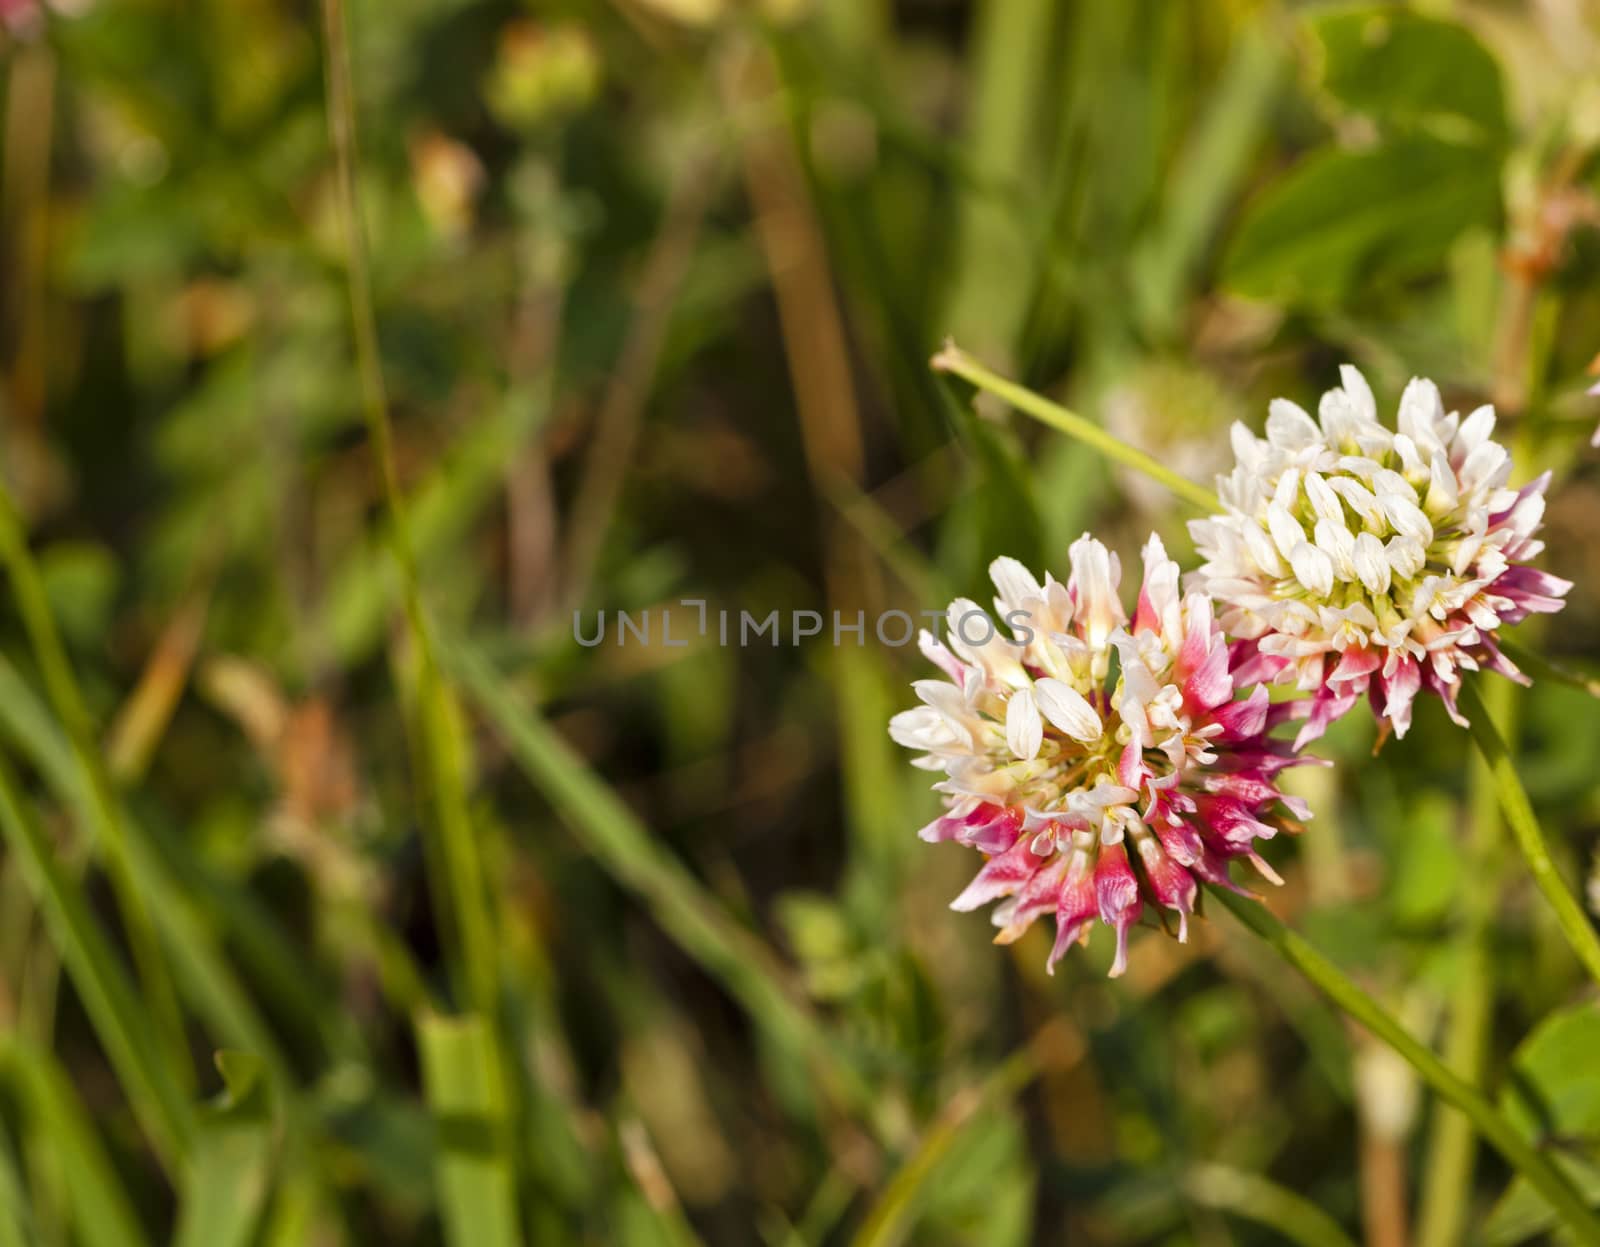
left=319, top=0, right=499, bottom=1019
left=1458, top=681, right=1600, bottom=987
left=1212, top=888, right=1600, bottom=1242
left=932, top=342, right=1222, bottom=512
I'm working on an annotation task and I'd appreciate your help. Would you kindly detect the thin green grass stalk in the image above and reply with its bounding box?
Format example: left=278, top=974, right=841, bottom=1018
left=447, top=640, right=885, bottom=1134
left=0, top=488, right=190, bottom=1087
left=850, top=1035, right=1049, bottom=1247
left=940, top=0, right=1053, bottom=364
left=318, top=0, right=498, bottom=1020
left=1416, top=677, right=1512, bottom=1247
left=0, top=752, right=195, bottom=1171
left=0, top=657, right=296, bottom=1081
left=0, top=1120, right=34, bottom=1247
left=1458, top=681, right=1600, bottom=987
left=930, top=342, right=1222, bottom=511
left=0, top=1037, right=155, bottom=1247
left=416, top=1013, right=523, bottom=1247
left=1212, top=888, right=1600, bottom=1242
left=1181, top=1163, right=1359, bottom=1247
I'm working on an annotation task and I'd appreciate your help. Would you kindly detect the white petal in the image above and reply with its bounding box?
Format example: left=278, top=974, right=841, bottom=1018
left=1034, top=678, right=1103, bottom=743
left=1372, top=467, right=1417, bottom=502
left=1339, top=365, right=1377, bottom=422
left=1455, top=404, right=1496, bottom=454
left=1266, top=399, right=1322, bottom=451
left=1239, top=519, right=1284, bottom=577
left=1385, top=535, right=1427, bottom=580
left=1330, top=477, right=1385, bottom=529
left=1303, top=471, right=1342, bottom=523
left=1229, top=422, right=1268, bottom=471
left=1353, top=532, right=1391, bottom=595
left=1458, top=442, right=1509, bottom=493
left=1267, top=503, right=1305, bottom=560
left=1397, top=377, right=1445, bottom=451
left=1066, top=534, right=1125, bottom=648
left=1391, top=432, right=1425, bottom=476
left=1380, top=493, right=1433, bottom=545
left=1424, top=451, right=1459, bottom=517
left=990, top=556, right=1043, bottom=613
left=1138, top=533, right=1182, bottom=636
left=1288, top=541, right=1335, bottom=597
left=1313, top=517, right=1357, bottom=579
left=1005, top=686, right=1043, bottom=760
left=890, top=707, right=956, bottom=751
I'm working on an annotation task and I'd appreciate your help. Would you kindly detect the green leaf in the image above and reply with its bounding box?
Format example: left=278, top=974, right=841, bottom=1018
left=1308, top=6, right=1508, bottom=145
left=1222, top=136, right=1501, bottom=305
left=172, top=1052, right=275, bottom=1247
left=1485, top=1003, right=1600, bottom=1245
left=417, top=1013, right=524, bottom=1247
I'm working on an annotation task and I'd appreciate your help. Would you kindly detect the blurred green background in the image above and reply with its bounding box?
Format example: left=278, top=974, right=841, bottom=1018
left=2, top=0, right=1600, bottom=1244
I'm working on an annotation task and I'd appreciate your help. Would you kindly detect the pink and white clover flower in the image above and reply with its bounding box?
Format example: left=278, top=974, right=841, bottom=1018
left=1189, top=367, right=1569, bottom=744
left=890, top=534, right=1309, bottom=977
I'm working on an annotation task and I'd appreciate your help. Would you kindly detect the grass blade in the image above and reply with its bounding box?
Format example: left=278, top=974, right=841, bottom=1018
left=0, top=1037, right=154, bottom=1247
left=319, top=0, right=499, bottom=1023
left=417, top=1013, right=523, bottom=1247
left=0, top=659, right=295, bottom=1080
left=851, top=1022, right=1078, bottom=1247
left=0, top=752, right=194, bottom=1168
left=448, top=640, right=878, bottom=1126
left=0, top=488, right=189, bottom=1084
left=172, top=1052, right=275, bottom=1247
left=1182, top=1163, right=1359, bottom=1247
left=0, top=1124, right=36, bottom=1247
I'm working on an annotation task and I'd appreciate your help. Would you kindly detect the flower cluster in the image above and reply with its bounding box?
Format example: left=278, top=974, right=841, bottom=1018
left=1189, top=367, right=1568, bottom=743
left=890, top=536, right=1310, bottom=976
left=893, top=367, right=1572, bottom=975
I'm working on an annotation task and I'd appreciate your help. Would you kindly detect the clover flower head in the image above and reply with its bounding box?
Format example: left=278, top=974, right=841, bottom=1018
left=889, top=534, right=1310, bottom=976
left=1189, top=367, right=1570, bottom=745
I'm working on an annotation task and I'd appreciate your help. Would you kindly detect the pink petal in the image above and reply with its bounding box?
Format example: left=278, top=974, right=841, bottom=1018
left=1291, top=686, right=1361, bottom=750
left=1328, top=647, right=1381, bottom=690
left=1380, top=657, right=1422, bottom=738
left=1047, top=860, right=1099, bottom=974
left=950, top=836, right=1048, bottom=912
left=1094, top=843, right=1143, bottom=978
left=1183, top=635, right=1234, bottom=712
left=1211, top=684, right=1270, bottom=739
left=996, top=855, right=1070, bottom=942
left=957, top=805, right=1025, bottom=853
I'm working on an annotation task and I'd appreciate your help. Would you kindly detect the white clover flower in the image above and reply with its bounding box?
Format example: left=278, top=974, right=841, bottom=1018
left=1189, top=367, right=1570, bottom=744
left=890, top=534, right=1310, bottom=976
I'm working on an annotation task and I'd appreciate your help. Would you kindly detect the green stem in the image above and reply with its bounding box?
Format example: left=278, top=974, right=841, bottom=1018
left=1499, top=637, right=1600, bottom=701
left=930, top=342, right=1223, bottom=511
left=1458, top=681, right=1600, bottom=987
left=1415, top=678, right=1512, bottom=1247
left=850, top=1032, right=1052, bottom=1247
left=1213, top=888, right=1600, bottom=1243
left=318, top=0, right=498, bottom=1020
left=1182, top=1162, right=1360, bottom=1247
left=0, top=488, right=191, bottom=1091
